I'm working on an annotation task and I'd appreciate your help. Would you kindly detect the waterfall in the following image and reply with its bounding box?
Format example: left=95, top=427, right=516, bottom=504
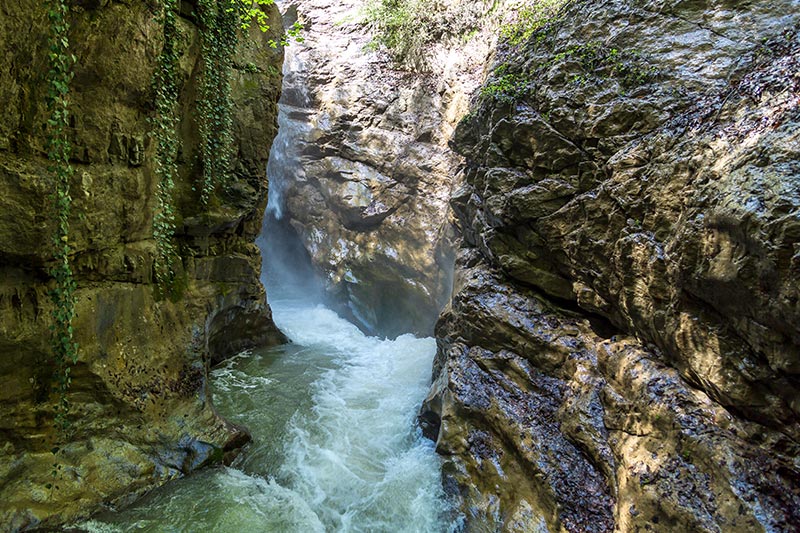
left=265, top=32, right=310, bottom=221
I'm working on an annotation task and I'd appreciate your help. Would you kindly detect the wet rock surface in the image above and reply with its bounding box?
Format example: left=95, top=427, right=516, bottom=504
left=423, top=0, right=800, bottom=530
left=271, top=0, right=499, bottom=336
left=0, top=1, right=284, bottom=529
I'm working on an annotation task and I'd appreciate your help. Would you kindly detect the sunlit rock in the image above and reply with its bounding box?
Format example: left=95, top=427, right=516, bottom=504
left=424, top=1, right=800, bottom=530
left=268, top=0, right=496, bottom=337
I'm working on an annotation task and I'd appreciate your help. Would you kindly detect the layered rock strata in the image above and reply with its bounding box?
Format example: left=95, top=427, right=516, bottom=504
left=422, top=1, right=800, bottom=530
left=0, top=0, right=284, bottom=529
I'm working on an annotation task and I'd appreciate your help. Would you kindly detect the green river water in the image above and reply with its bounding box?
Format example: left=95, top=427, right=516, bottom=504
left=79, top=294, right=456, bottom=532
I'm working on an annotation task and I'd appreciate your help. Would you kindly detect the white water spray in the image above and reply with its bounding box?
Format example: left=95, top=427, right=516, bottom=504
left=265, top=34, right=311, bottom=220
left=270, top=300, right=451, bottom=532
left=81, top=294, right=454, bottom=533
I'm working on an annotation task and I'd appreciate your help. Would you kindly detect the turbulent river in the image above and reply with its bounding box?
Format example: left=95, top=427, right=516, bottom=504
left=81, top=285, right=453, bottom=532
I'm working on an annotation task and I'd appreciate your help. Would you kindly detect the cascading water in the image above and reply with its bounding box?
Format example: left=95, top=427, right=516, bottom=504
left=78, top=25, right=456, bottom=533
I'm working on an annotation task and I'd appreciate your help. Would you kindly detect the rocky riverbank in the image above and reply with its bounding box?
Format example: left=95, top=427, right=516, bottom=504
left=421, top=0, right=800, bottom=530
left=0, top=1, right=284, bottom=529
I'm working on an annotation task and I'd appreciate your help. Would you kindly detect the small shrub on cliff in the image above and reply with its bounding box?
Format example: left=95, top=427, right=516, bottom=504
left=480, top=41, right=659, bottom=105
left=551, top=42, right=659, bottom=88
left=500, top=0, right=571, bottom=46
left=479, top=0, right=573, bottom=104
left=363, top=0, right=485, bottom=70
left=481, top=63, right=531, bottom=103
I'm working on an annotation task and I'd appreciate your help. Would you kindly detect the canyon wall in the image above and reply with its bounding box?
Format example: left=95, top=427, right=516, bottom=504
left=422, top=0, right=800, bottom=530
left=0, top=0, right=284, bottom=529
left=270, top=0, right=499, bottom=336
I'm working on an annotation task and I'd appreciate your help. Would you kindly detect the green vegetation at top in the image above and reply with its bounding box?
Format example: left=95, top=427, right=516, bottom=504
left=238, top=0, right=305, bottom=43
left=362, top=0, right=484, bottom=69
left=500, top=0, right=569, bottom=45
left=238, top=0, right=275, bottom=32
left=361, top=0, right=572, bottom=68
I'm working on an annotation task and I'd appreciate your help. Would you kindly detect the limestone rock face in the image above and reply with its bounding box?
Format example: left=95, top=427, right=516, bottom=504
left=0, top=1, right=284, bottom=529
left=270, top=0, right=497, bottom=336
left=422, top=1, right=800, bottom=530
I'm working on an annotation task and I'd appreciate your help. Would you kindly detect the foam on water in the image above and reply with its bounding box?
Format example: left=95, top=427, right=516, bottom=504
left=81, top=468, right=326, bottom=533
left=272, top=299, right=449, bottom=532
left=80, top=296, right=454, bottom=532
left=212, top=351, right=274, bottom=393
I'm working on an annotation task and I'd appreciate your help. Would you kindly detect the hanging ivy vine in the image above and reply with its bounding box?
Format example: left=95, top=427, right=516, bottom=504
left=196, top=0, right=302, bottom=208
left=43, top=0, right=78, bottom=472
left=36, top=0, right=304, bottom=490
left=152, top=0, right=181, bottom=295
left=197, top=0, right=238, bottom=209
left=152, top=0, right=303, bottom=291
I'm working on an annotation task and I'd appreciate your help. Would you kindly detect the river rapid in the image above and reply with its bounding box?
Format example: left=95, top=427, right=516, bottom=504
left=80, top=251, right=454, bottom=533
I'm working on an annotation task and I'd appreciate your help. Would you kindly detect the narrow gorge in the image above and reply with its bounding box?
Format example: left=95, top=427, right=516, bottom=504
left=1, top=0, right=798, bottom=532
